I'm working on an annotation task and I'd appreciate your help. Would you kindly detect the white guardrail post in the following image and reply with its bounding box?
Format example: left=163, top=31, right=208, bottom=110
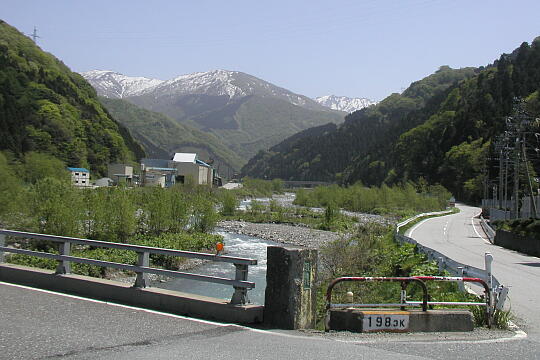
left=0, top=233, right=4, bottom=263
left=485, top=252, right=493, bottom=291
left=457, top=267, right=465, bottom=291
left=484, top=252, right=501, bottom=322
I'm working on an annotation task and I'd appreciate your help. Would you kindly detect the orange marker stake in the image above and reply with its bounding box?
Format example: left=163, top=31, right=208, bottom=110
left=216, top=242, right=224, bottom=255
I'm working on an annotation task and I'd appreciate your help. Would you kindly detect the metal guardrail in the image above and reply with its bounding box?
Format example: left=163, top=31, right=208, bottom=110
left=394, top=211, right=508, bottom=312
left=0, top=229, right=257, bottom=305
left=413, top=276, right=493, bottom=327
left=479, top=216, right=496, bottom=244
left=326, top=276, right=429, bottom=311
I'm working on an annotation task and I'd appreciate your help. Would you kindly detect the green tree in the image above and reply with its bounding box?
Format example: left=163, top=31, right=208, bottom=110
left=19, top=152, right=70, bottom=184
left=169, top=186, right=189, bottom=232
left=219, top=190, right=238, bottom=216
left=30, top=177, right=83, bottom=236
left=0, top=152, right=23, bottom=223
left=190, top=194, right=217, bottom=233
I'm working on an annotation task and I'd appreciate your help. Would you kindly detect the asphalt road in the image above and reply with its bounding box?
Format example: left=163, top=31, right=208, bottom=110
left=406, top=203, right=540, bottom=341
left=2, top=279, right=540, bottom=359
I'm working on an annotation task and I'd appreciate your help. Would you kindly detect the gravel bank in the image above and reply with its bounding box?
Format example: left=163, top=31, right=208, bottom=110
left=217, top=220, right=343, bottom=249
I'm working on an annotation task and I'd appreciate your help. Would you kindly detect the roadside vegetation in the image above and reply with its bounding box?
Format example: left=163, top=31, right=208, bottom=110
left=293, top=182, right=451, bottom=219
left=315, top=223, right=499, bottom=329
left=491, top=218, right=540, bottom=238
left=219, top=197, right=357, bottom=233
left=0, top=151, right=222, bottom=277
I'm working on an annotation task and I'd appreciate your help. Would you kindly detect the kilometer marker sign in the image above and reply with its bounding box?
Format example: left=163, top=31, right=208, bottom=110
left=360, top=311, right=410, bottom=332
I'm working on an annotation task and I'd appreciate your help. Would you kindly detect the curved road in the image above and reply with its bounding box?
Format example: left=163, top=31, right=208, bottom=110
left=407, top=204, right=540, bottom=341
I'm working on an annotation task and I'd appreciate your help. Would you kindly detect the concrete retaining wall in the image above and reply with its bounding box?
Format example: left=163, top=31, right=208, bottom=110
left=495, top=229, right=540, bottom=257
left=0, top=263, right=263, bottom=324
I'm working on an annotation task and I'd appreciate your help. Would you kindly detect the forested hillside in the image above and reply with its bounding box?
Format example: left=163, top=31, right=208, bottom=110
left=243, top=38, right=540, bottom=202
left=0, top=20, right=143, bottom=175
left=99, top=97, right=244, bottom=176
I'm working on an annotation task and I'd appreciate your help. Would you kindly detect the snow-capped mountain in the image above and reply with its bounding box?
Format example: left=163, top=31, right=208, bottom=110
left=315, top=95, right=377, bottom=113
left=83, top=69, right=327, bottom=111
left=81, top=70, right=163, bottom=99
left=82, top=69, right=345, bottom=163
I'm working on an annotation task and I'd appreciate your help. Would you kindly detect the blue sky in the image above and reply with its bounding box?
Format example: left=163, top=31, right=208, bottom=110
left=3, top=0, right=540, bottom=101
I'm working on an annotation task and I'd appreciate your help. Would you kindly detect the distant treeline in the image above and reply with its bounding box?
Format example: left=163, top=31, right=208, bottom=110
left=294, top=182, right=451, bottom=217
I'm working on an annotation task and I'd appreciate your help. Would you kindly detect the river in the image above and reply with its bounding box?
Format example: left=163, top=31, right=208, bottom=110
left=151, top=229, right=278, bottom=305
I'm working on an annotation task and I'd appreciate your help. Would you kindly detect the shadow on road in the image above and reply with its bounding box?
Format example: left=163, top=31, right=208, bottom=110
left=516, top=262, right=540, bottom=267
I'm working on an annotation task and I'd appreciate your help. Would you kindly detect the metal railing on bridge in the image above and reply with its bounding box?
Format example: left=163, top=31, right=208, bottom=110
left=0, top=229, right=257, bottom=305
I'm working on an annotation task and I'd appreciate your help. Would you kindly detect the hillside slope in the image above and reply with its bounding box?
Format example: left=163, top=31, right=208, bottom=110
left=243, top=37, right=540, bottom=201
left=0, top=21, right=143, bottom=175
left=242, top=65, right=478, bottom=182
left=99, top=97, right=244, bottom=176
left=84, top=69, right=345, bottom=162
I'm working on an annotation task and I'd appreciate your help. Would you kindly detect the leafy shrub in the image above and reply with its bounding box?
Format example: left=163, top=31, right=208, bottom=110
left=219, top=190, right=238, bottom=216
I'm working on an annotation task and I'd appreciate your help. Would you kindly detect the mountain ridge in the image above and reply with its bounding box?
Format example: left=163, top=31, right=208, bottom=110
left=83, top=69, right=332, bottom=112
left=81, top=70, right=163, bottom=99
left=315, top=95, right=377, bottom=113
left=83, top=69, right=345, bottom=163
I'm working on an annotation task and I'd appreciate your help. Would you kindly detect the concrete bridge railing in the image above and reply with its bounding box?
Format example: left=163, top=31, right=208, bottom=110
left=0, top=229, right=256, bottom=305
left=0, top=229, right=318, bottom=328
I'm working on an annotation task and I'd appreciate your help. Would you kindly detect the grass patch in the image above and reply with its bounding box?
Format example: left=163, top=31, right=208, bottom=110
left=315, top=221, right=487, bottom=329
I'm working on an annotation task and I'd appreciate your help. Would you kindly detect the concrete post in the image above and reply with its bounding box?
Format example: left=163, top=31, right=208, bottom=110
left=264, top=246, right=318, bottom=329
left=438, top=257, right=445, bottom=272
left=55, top=241, right=71, bottom=274
left=230, top=264, right=249, bottom=305
left=134, top=251, right=149, bottom=288
left=457, top=267, right=465, bottom=291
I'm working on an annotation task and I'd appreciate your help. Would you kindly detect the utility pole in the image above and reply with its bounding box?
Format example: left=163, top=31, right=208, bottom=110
left=489, top=98, right=540, bottom=219
left=504, top=148, right=509, bottom=218
left=522, top=138, right=538, bottom=217
left=513, top=136, right=520, bottom=218
left=499, top=149, right=504, bottom=208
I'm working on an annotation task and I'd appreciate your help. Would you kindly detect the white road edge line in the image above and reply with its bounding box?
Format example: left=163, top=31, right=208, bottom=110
left=1, top=281, right=527, bottom=344
left=0, top=281, right=231, bottom=327
left=471, top=210, right=491, bottom=245
left=0, top=281, right=318, bottom=341
left=407, top=217, right=435, bottom=238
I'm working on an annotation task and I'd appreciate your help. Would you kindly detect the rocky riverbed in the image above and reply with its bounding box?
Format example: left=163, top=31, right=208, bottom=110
left=217, top=220, right=344, bottom=249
